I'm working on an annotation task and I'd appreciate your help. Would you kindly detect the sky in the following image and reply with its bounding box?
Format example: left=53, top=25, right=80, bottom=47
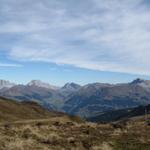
left=0, top=0, right=150, bottom=86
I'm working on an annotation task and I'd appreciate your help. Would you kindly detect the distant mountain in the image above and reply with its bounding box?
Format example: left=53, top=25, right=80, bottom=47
left=0, top=84, right=63, bottom=110
left=87, top=104, right=150, bottom=123
left=58, top=83, right=81, bottom=98
left=63, top=79, right=150, bottom=117
left=61, top=83, right=81, bottom=92
left=0, top=80, right=81, bottom=111
left=0, top=80, right=15, bottom=89
left=130, top=78, right=150, bottom=91
left=1, top=78, right=150, bottom=119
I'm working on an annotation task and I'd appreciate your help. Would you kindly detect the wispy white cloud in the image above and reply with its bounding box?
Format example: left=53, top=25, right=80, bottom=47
left=0, top=63, right=22, bottom=67
left=1, top=0, right=150, bottom=75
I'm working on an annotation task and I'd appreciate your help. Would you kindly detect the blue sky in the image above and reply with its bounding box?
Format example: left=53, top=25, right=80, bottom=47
left=0, top=0, right=150, bottom=85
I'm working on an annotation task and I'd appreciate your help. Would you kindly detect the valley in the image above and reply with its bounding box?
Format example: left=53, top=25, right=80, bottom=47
left=1, top=78, right=150, bottom=119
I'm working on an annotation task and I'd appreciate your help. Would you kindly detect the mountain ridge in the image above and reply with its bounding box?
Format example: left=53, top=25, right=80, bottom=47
left=1, top=78, right=150, bottom=118
left=27, top=80, right=60, bottom=90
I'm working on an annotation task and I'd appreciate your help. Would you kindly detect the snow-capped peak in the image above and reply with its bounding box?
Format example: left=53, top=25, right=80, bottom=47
left=0, top=80, right=15, bottom=89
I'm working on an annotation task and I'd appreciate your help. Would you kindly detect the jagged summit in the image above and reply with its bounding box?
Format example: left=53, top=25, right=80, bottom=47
left=62, top=82, right=81, bottom=91
left=130, top=78, right=150, bottom=90
left=131, top=78, right=146, bottom=84
left=27, top=80, right=59, bottom=90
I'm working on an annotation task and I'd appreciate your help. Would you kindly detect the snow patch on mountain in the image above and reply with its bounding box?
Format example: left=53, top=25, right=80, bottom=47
left=0, top=80, right=15, bottom=89
left=27, top=80, right=59, bottom=90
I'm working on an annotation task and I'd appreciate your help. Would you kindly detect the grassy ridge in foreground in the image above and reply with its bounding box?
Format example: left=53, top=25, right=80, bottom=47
left=0, top=116, right=150, bottom=150
left=88, top=104, right=150, bottom=123
left=0, top=96, right=66, bottom=122
left=0, top=96, right=150, bottom=150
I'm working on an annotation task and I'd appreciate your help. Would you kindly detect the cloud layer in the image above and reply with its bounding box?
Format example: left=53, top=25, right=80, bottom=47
left=1, top=0, right=150, bottom=75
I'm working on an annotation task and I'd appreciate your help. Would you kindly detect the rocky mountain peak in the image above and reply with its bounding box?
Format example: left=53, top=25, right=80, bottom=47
left=130, top=78, right=150, bottom=91
left=131, top=78, right=145, bottom=84
left=62, top=83, right=81, bottom=91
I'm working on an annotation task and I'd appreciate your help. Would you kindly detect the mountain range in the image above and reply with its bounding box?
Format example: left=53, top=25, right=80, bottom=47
left=0, top=80, right=81, bottom=111
left=1, top=78, right=150, bottom=118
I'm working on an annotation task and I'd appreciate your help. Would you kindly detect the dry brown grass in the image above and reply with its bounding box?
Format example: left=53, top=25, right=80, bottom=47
left=0, top=96, right=149, bottom=150
left=0, top=115, right=150, bottom=150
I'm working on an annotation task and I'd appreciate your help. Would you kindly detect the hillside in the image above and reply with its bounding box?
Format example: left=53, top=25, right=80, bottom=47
left=0, top=96, right=65, bottom=122
left=0, top=96, right=150, bottom=149
left=0, top=107, right=150, bottom=149
left=88, top=104, right=150, bottom=123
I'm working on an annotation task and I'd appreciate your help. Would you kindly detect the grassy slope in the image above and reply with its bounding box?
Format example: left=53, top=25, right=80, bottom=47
left=88, top=104, right=150, bottom=123
left=0, top=96, right=150, bottom=150
left=0, top=115, right=150, bottom=150
left=0, top=96, right=65, bottom=122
